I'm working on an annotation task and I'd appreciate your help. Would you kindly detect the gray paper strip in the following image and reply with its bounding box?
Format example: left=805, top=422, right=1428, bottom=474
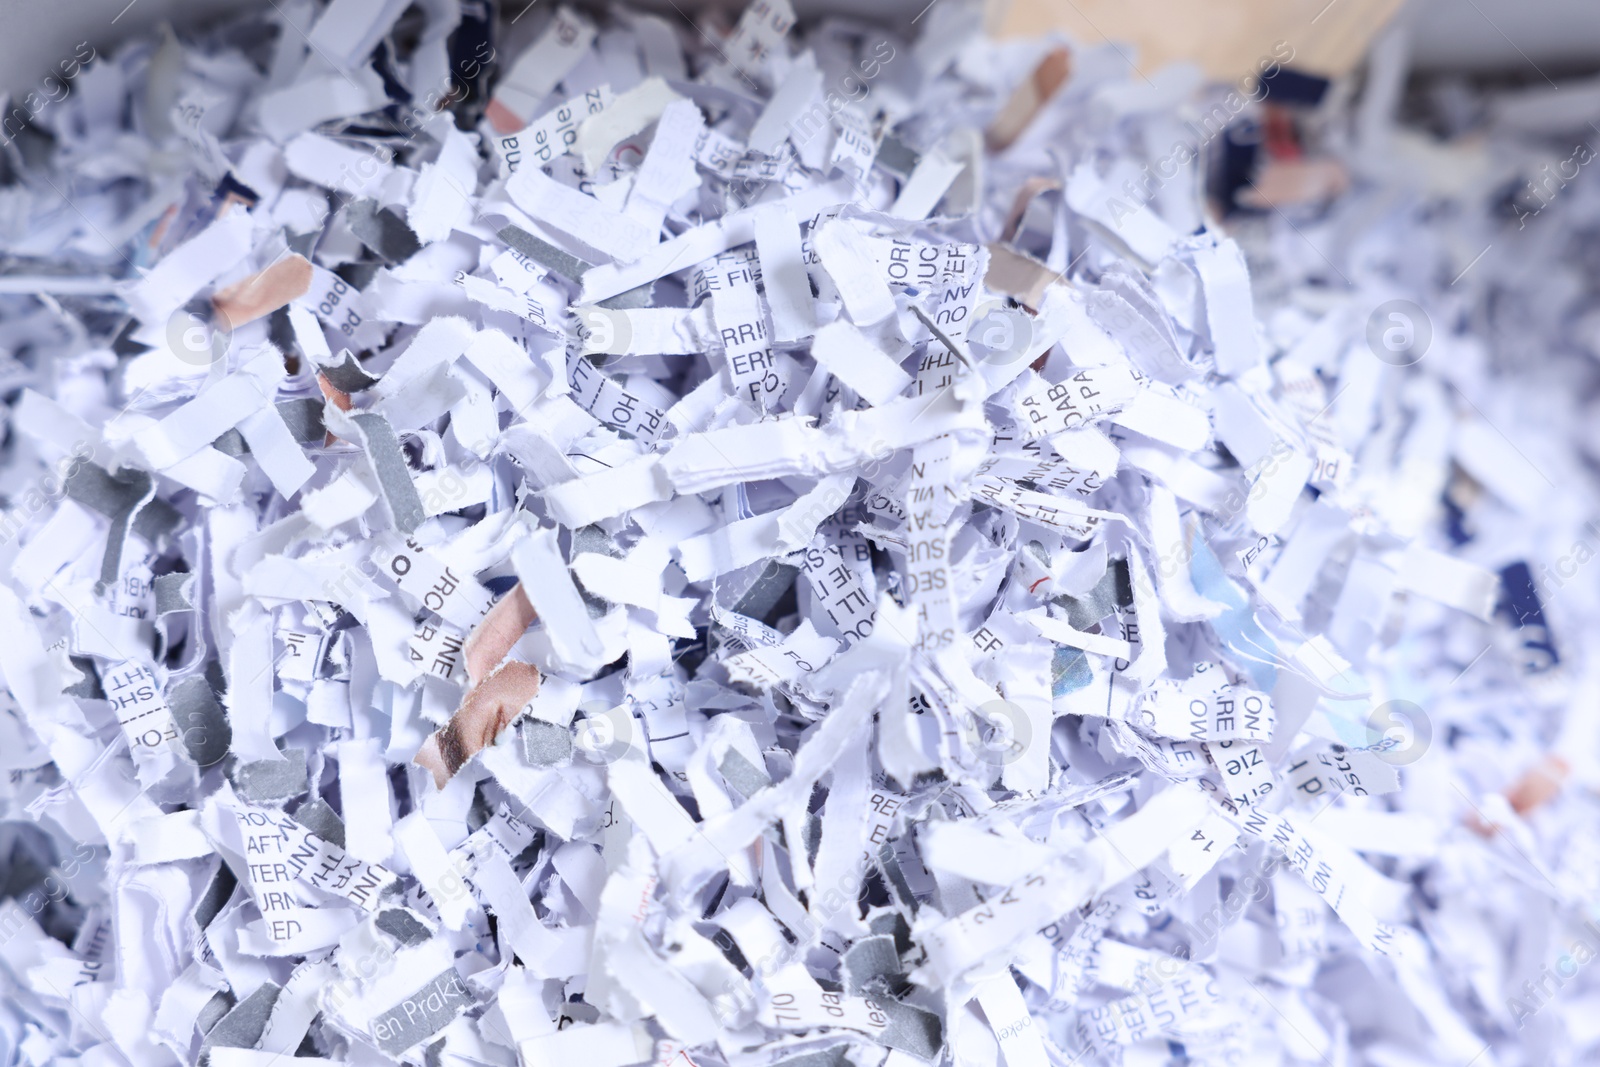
left=375, top=908, right=433, bottom=947
left=154, top=572, right=195, bottom=615
left=292, top=796, right=346, bottom=848
left=64, top=463, right=161, bottom=590
left=98, top=469, right=156, bottom=590
left=134, top=498, right=183, bottom=544
left=718, top=748, right=771, bottom=799
left=64, top=655, right=102, bottom=699
left=348, top=199, right=422, bottom=264
left=876, top=995, right=943, bottom=1060
left=319, top=351, right=379, bottom=393
left=521, top=719, right=573, bottom=766
left=843, top=933, right=902, bottom=995
left=1059, top=563, right=1119, bottom=629
left=229, top=748, right=309, bottom=803
left=169, top=675, right=231, bottom=767
left=63, top=462, right=142, bottom=517
left=352, top=412, right=425, bottom=534
left=729, top=562, right=797, bottom=623
left=212, top=428, right=248, bottom=458
left=203, top=981, right=281, bottom=1052
left=276, top=398, right=326, bottom=443
left=498, top=224, right=591, bottom=282
left=772, top=1048, right=849, bottom=1067
left=875, top=134, right=920, bottom=180
left=370, top=968, right=475, bottom=1055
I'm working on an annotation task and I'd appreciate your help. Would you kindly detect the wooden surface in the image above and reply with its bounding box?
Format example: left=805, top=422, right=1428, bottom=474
left=992, top=0, right=1407, bottom=81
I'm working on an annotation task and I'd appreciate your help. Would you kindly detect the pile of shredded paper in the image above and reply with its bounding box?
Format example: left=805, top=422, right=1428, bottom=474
left=2, top=2, right=1599, bottom=1065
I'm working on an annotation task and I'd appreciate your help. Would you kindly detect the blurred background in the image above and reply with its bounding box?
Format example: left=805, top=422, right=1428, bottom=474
left=3, top=0, right=1599, bottom=97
